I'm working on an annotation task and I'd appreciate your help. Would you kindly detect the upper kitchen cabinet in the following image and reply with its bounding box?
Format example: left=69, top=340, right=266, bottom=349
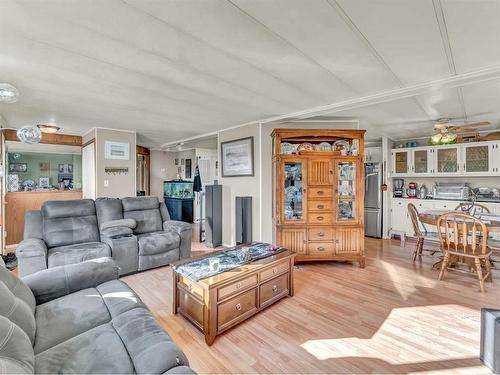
left=412, top=148, right=434, bottom=175
left=390, top=141, right=500, bottom=177
left=434, top=145, right=461, bottom=176
left=391, top=149, right=411, bottom=177
left=462, top=143, right=491, bottom=175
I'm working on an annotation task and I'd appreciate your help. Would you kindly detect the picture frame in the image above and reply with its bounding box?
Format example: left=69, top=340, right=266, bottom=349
left=185, top=159, right=192, bottom=179
left=58, top=164, right=73, bottom=174
left=221, top=136, right=254, bottom=177
left=9, top=163, right=27, bottom=173
left=39, top=162, right=50, bottom=172
left=105, top=141, right=130, bottom=160
left=38, top=177, right=50, bottom=189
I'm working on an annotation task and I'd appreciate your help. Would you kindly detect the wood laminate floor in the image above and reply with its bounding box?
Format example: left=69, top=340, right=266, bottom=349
left=123, top=237, right=500, bottom=374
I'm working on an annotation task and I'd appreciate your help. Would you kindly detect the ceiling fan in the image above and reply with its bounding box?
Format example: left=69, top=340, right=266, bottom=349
left=430, top=118, right=491, bottom=144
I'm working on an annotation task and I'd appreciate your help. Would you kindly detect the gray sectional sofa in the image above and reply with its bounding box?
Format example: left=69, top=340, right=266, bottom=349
left=16, top=196, right=192, bottom=277
left=0, top=256, right=194, bottom=374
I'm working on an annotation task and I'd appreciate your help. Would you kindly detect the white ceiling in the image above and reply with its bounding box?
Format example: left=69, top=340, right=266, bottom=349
left=0, top=0, right=499, bottom=146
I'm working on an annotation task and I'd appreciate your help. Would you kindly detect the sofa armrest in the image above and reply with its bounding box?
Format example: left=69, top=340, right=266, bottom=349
left=100, top=218, right=136, bottom=231
left=16, top=238, right=48, bottom=277
left=163, top=221, right=192, bottom=259
left=22, top=257, right=119, bottom=304
left=101, top=226, right=134, bottom=239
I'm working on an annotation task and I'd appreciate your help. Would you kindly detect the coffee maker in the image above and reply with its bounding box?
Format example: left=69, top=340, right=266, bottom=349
left=393, top=179, right=404, bottom=198
left=406, top=182, right=418, bottom=198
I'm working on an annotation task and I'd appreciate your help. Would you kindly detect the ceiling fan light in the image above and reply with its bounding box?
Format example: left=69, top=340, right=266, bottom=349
left=0, top=83, right=19, bottom=103
left=16, top=126, right=42, bottom=144
left=430, top=133, right=442, bottom=144
left=37, top=124, right=60, bottom=133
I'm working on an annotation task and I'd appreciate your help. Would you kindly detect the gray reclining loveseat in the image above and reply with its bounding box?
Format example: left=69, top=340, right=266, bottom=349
left=16, top=196, right=192, bottom=277
left=0, top=256, right=194, bottom=374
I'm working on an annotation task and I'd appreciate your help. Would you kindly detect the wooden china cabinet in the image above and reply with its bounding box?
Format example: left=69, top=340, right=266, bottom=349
left=272, top=129, right=366, bottom=267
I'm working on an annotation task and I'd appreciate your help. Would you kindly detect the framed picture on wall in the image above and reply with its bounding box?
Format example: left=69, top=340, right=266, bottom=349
left=185, top=159, right=192, bottom=179
left=221, top=136, right=254, bottom=177
left=105, top=141, right=130, bottom=160
left=9, top=163, right=27, bottom=173
left=39, top=162, right=50, bottom=172
left=58, top=164, right=73, bottom=174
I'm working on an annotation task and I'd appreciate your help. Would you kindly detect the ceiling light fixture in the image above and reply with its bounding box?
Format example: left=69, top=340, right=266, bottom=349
left=0, top=83, right=19, bottom=103
left=37, top=124, right=60, bottom=133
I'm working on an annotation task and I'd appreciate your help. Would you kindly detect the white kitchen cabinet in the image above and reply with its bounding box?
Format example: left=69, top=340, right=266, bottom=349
left=411, top=148, right=434, bottom=176
left=365, top=147, right=382, bottom=163
left=434, top=145, right=461, bottom=176
left=491, top=142, right=500, bottom=176
left=391, top=149, right=411, bottom=177
left=391, top=199, right=411, bottom=233
left=462, top=143, right=492, bottom=176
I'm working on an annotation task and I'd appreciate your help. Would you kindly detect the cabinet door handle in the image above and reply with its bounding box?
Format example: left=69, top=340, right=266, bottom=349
left=457, top=163, right=460, bottom=171
left=235, top=303, right=242, bottom=311
left=272, top=268, right=277, bottom=274
left=318, top=232, right=325, bottom=237
left=236, top=282, right=242, bottom=289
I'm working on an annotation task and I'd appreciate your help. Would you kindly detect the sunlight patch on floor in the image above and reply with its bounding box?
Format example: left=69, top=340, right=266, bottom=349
left=301, top=304, right=479, bottom=366
left=379, top=259, right=437, bottom=300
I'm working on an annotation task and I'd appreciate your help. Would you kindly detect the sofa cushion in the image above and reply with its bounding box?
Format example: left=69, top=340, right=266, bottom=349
left=124, top=210, right=163, bottom=234
left=112, top=308, right=189, bottom=374
left=96, top=280, right=145, bottom=316
left=0, top=282, right=36, bottom=344
left=42, top=199, right=99, bottom=248
left=0, top=315, right=34, bottom=374
left=137, top=231, right=180, bottom=256
left=24, top=210, right=43, bottom=240
left=35, top=324, right=135, bottom=374
left=34, top=288, right=111, bottom=354
left=122, top=196, right=160, bottom=211
left=47, top=242, right=111, bottom=268
left=95, top=197, right=124, bottom=227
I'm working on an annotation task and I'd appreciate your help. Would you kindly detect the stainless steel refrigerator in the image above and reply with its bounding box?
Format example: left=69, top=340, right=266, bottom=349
left=364, top=163, right=383, bottom=238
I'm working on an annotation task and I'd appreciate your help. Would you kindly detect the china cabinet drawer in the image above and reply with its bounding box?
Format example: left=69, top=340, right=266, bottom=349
left=308, top=242, right=335, bottom=256
left=308, top=200, right=333, bottom=211
left=259, top=273, right=289, bottom=307
left=308, top=212, right=334, bottom=225
left=308, top=227, right=334, bottom=241
left=217, top=274, right=258, bottom=301
left=217, top=288, right=258, bottom=330
left=260, top=260, right=290, bottom=281
left=308, top=187, right=332, bottom=199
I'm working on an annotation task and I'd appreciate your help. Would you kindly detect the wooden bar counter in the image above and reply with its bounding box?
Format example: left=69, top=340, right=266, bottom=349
left=5, top=190, right=82, bottom=246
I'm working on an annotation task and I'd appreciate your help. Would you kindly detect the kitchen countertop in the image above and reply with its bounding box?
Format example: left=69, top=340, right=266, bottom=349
left=392, top=196, right=500, bottom=204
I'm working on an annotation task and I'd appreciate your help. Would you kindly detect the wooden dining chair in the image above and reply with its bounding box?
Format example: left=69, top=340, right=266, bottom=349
left=454, top=202, right=490, bottom=214
left=437, top=212, right=493, bottom=292
left=407, top=203, right=440, bottom=262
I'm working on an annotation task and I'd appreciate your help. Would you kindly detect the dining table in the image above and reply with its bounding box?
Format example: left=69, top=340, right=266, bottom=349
left=418, top=209, right=500, bottom=270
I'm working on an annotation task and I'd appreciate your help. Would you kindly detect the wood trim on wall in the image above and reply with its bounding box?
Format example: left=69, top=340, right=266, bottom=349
left=82, top=138, right=95, bottom=148
left=2, top=129, right=82, bottom=146
left=136, top=145, right=150, bottom=155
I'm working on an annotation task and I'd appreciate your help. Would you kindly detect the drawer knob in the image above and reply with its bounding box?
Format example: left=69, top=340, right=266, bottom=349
left=235, top=303, right=242, bottom=311
left=236, top=282, right=242, bottom=289
left=188, top=284, right=192, bottom=291
left=318, top=232, right=325, bottom=237
left=317, top=204, right=325, bottom=209
left=317, top=216, right=324, bottom=221
left=272, top=285, right=278, bottom=292
left=318, top=246, right=325, bottom=251
left=272, top=268, right=277, bottom=274
left=317, top=191, right=324, bottom=195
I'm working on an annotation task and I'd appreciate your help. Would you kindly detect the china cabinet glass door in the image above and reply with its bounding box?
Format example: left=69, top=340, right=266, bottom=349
left=336, top=161, right=356, bottom=222
left=463, top=144, right=490, bottom=175
left=283, top=161, right=304, bottom=222
left=435, top=146, right=460, bottom=175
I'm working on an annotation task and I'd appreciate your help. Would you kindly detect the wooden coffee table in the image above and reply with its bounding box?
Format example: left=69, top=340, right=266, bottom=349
left=171, top=248, right=295, bottom=345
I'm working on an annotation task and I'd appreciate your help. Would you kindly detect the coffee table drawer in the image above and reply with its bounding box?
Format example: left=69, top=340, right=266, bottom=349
left=260, top=273, right=289, bottom=307
left=178, top=276, right=203, bottom=299
left=217, top=288, right=258, bottom=331
left=218, top=274, right=258, bottom=301
left=259, top=260, right=290, bottom=282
